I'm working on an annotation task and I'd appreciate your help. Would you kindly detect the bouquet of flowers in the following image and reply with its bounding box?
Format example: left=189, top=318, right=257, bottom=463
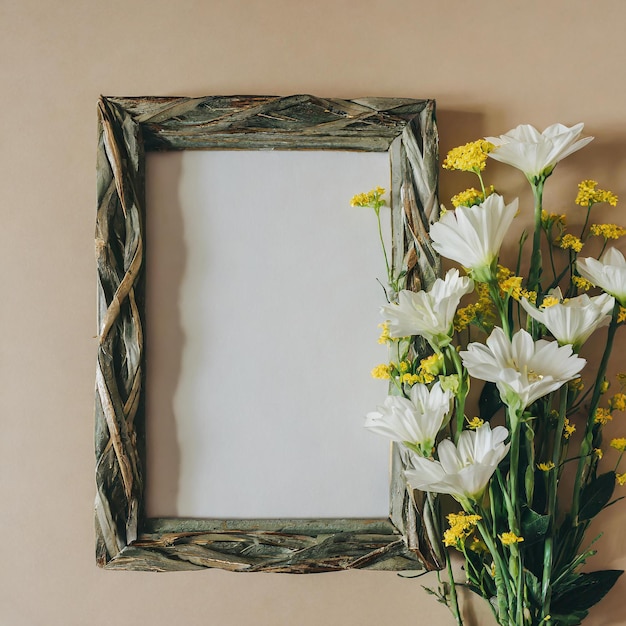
left=355, top=123, right=625, bottom=626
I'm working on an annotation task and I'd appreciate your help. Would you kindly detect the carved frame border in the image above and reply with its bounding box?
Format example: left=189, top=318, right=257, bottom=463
left=94, top=94, right=441, bottom=572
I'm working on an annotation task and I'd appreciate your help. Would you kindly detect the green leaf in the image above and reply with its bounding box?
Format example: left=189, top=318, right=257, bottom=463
left=549, top=611, right=587, bottom=625
left=521, top=508, right=550, bottom=545
left=579, top=472, right=616, bottom=521
left=479, top=381, right=503, bottom=421
left=552, top=570, right=623, bottom=615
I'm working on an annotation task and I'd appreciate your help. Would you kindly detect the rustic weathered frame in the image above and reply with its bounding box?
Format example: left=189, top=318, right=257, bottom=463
left=95, top=94, right=441, bottom=572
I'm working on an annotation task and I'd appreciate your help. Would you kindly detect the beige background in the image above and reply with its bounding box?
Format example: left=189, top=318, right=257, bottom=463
left=2, top=0, right=626, bottom=624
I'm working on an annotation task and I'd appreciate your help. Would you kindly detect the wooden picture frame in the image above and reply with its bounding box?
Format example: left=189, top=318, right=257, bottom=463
left=94, top=94, right=442, bottom=572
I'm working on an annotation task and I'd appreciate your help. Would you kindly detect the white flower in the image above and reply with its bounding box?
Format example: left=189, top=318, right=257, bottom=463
left=485, top=123, right=593, bottom=181
left=576, top=247, right=626, bottom=306
left=521, top=288, right=614, bottom=350
left=405, top=423, right=510, bottom=504
left=365, top=382, right=453, bottom=456
left=380, top=268, right=473, bottom=350
left=429, top=194, right=518, bottom=282
left=460, top=327, right=586, bottom=411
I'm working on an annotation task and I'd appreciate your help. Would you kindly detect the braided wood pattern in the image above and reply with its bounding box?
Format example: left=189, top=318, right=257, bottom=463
left=94, top=95, right=441, bottom=572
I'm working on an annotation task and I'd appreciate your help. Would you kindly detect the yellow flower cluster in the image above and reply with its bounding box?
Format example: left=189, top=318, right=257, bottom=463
left=590, top=223, right=626, bottom=240
left=540, top=296, right=560, bottom=308
left=377, top=321, right=391, bottom=344
left=541, top=211, right=567, bottom=230
left=451, top=185, right=496, bottom=208
left=594, top=407, right=613, bottom=425
left=572, top=276, right=593, bottom=292
left=559, top=234, right=583, bottom=253
left=575, top=180, right=618, bottom=207
left=351, top=186, right=386, bottom=208
left=500, top=532, right=524, bottom=546
left=466, top=416, right=484, bottom=430
left=497, top=266, right=537, bottom=303
left=443, top=512, right=482, bottom=548
left=600, top=380, right=610, bottom=394
left=595, top=448, right=604, bottom=460
left=610, top=438, right=626, bottom=452
left=454, top=283, right=496, bottom=332
left=442, top=140, right=494, bottom=172
left=569, top=377, right=584, bottom=392
left=610, top=393, right=626, bottom=412
left=563, top=417, right=576, bottom=439
left=618, top=473, right=626, bottom=486
left=371, top=363, right=391, bottom=380
left=537, top=461, right=555, bottom=471
left=618, top=308, right=626, bottom=324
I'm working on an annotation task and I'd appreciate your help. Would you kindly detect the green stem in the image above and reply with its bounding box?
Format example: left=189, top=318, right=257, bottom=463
left=572, top=301, right=621, bottom=519
left=528, top=179, right=545, bottom=293
left=541, top=387, right=569, bottom=618
left=445, top=550, right=464, bottom=626
left=447, top=345, right=469, bottom=443
left=374, top=207, right=394, bottom=293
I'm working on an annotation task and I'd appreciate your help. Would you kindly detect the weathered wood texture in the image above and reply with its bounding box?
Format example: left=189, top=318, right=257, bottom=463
left=94, top=94, right=440, bottom=572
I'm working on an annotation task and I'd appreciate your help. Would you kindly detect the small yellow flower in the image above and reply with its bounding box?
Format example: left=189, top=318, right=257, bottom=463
left=499, top=532, right=524, bottom=546
left=443, top=140, right=494, bottom=172
left=575, top=180, right=618, bottom=207
left=600, top=380, right=610, bottom=394
left=594, top=448, right=603, bottom=460
left=540, top=296, right=560, bottom=308
left=401, top=373, right=420, bottom=386
left=572, top=276, right=593, bottom=292
left=610, top=438, right=626, bottom=452
left=451, top=185, right=496, bottom=208
left=466, top=416, right=485, bottom=430
left=619, top=308, right=626, bottom=324
left=398, top=361, right=410, bottom=373
left=444, top=512, right=482, bottom=547
left=563, top=418, right=576, bottom=439
left=351, top=186, right=386, bottom=208
left=610, top=393, right=626, bottom=412
left=617, top=473, right=626, bottom=486
left=560, top=234, right=584, bottom=253
left=377, top=321, right=391, bottom=344
left=537, top=461, right=555, bottom=471
left=371, top=364, right=391, bottom=380
left=590, top=223, right=626, bottom=240
left=569, top=377, right=585, bottom=392
left=468, top=536, right=488, bottom=554
left=594, top=407, right=613, bottom=425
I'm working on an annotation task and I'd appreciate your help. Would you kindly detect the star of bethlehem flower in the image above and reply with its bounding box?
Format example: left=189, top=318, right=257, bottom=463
left=429, top=194, right=518, bottom=283
left=380, top=268, right=473, bottom=352
left=460, top=327, right=586, bottom=413
left=576, top=247, right=626, bottom=306
left=485, top=123, right=593, bottom=183
left=521, top=288, right=614, bottom=351
left=365, top=381, right=453, bottom=457
left=405, top=423, right=510, bottom=505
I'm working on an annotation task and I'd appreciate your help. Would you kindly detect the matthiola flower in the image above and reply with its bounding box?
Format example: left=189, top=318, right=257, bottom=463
left=365, top=381, right=453, bottom=456
left=405, top=423, right=510, bottom=504
left=380, top=268, right=473, bottom=351
left=521, top=288, right=614, bottom=350
left=429, top=194, right=518, bottom=282
left=460, top=327, right=586, bottom=412
left=485, top=123, right=593, bottom=181
left=576, top=247, right=626, bottom=306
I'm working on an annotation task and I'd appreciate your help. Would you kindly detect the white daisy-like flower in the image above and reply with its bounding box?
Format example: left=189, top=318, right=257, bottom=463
left=365, top=381, right=453, bottom=456
left=405, top=423, right=510, bottom=504
left=429, top=194, right=518, bottom=283
left=521, top=288, right=614, bottom=350
left=460, top=327, right=586, bottom=411
left=576, top=247, right=626, bottom=306
left=485, top=123, right=593, bottom=181
left=380, top=268, right=473, bottom=351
